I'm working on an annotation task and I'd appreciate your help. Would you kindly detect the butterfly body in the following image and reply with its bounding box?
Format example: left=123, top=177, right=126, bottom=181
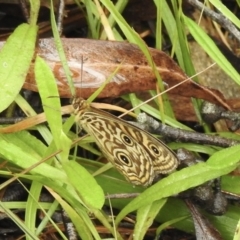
left=73, top=97, right=178, bottom=186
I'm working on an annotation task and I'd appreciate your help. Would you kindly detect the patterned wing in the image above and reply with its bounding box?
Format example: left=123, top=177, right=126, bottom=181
left=78, top=107, right=178, bottom=186
left=79, top=110, right=155, bottom=186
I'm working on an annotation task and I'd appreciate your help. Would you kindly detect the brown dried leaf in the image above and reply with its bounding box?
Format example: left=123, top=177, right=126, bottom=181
left=13, top=38, right=230, bottom=110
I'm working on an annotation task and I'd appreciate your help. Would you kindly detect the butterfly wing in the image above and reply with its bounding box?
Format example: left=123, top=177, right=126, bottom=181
left=86, top=108, right=179, bottom=175
left=79, top=110, right=155, bottom=186
left=77, top=107, right=178, bottom=186
left=138, top=130, right=179, bottom=174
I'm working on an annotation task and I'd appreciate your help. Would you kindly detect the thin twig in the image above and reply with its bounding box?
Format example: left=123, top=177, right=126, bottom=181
left=18, top=0, right=29, bottom=23
left=57, top=0, right=65, bottom=35
left=137, top=113, right=240, bottom=148
left=188, top=0, right=240, bottom=43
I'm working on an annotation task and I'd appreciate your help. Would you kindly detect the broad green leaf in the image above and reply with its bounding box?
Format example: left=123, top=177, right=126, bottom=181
left=0, top=132, right=67, bottom=181
left=34, top=56, right=62, bottom=139
left=62, top=161, right=105, bottom=209
left=116, top=145, right=239, bottom=224
left=0, top=131, right=47, bottom=159
left=221, top=175, right=240, bottom=194
left=34, top=56, right=71, bottom=161
left=0, top=23, right=37, bottom=112
left=207, top=144, right=240, bottom=168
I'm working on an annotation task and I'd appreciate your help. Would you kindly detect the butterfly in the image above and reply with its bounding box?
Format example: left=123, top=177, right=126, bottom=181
left=72, top=97, right=178, bottom=186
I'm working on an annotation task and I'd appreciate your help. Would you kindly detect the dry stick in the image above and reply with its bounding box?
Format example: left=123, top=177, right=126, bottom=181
left=188, top=0, right=240, bottom=43
left=105, top=193, right=140, bottom=199
left=61, top=209, right=78, bottom=240
left=136, top=113, right=240, bottom=148
left=18, top=0, right=30, bottom=23
left=57, top=0, right=65, bottom=35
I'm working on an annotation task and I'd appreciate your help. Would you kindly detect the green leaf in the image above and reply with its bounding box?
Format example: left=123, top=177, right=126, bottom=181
left=233, top=218, right=240, bottom=240
left=184, top=16, right=240, bottom=86
left=64, top=157, right=240, bottom=239
left=221, top=175, right=240, bottom=194
left=0, top=23, right=38, bottom=112
left=34, top=56, right=62, bottom=135
left=0, top=132, right=67, bottom=181
left=158, top=0, right=184, bottom=68
left=116, top=147, right=238, bottom=224
left=53, top=192, right=97, bottom=240
left=207, top=144, right=240, bottom=168
left=50, top=0, right=75, bottom=95
left=0, top=202, right=39, bottom=240
left=62, top=161, right=105, bottom=209
left=25, top=182, right=43, bottom=240
left=34, top=56, right=71, bottom=161
left=209, top=0, right=240, bottom=29
left=29, top=0, right=40, bottom=25
left=134, top=199, right=166, bottom=240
